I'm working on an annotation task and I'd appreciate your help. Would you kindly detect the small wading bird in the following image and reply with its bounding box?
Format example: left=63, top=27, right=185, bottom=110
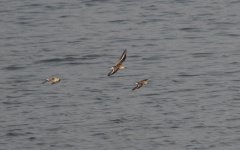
left=108, top=49, right=127, bottom=76
left=132, top=79, right=149, bottom=91
left=42, top=76, right=61, bottom=85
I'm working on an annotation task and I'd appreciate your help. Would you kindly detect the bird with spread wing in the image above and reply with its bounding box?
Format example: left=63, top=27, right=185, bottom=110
left=108, top=49, right=127, bottom=76
left=132, top=79, right=149, bottom=91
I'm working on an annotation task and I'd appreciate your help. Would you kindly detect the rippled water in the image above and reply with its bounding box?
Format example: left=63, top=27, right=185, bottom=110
left=1, top=0, right=240, bottom=149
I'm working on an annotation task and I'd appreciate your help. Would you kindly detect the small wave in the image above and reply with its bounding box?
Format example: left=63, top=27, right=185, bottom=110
left=108, top=19, right=130, bottom=24
left=109, top=117, right=128, bottom=124
left=178, top=72, right=202, bottom=77
left=179, top=27, right=202, bottom=32
left=6, top=131, right=33, bottom=137
left=82, top=54, right=103, bottom=59
left=28, top=137, right=36, bottom=141
left=191, top=52, right=214, bottom=58
left=2, top=101, right=22, bottom=105
left=36, top=54, right=103, bottom=64
left=36, top=56, right=80, bottom=63
left=3, top=65, right=25, bottom=71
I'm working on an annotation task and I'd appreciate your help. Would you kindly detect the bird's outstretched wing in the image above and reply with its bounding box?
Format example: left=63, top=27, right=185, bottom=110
left=115, top=49, right=127, bottom=65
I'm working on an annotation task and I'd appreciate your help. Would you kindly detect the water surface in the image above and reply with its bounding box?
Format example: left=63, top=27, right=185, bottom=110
left=1, top=0, right=240, bottom=149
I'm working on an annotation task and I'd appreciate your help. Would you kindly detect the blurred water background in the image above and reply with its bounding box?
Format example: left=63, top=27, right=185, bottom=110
left=1, top=0, right=240, bottom=149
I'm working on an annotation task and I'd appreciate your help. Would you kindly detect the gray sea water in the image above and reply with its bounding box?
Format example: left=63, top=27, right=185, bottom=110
left=1, top=0, right=240, bottom=149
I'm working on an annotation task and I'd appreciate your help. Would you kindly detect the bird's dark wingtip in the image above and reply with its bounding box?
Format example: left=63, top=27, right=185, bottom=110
left=107, top=72, right=112, bottom=76
left=132, top=87, right=137, bottom=91
left=42, top=80, right=47, bottom=84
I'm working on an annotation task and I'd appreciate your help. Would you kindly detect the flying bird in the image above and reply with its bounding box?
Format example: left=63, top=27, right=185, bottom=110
left=108, top=49, right=127, bottom=76
left=132, top=79, right=149, bottom=91
left=42, top=76, right=61, bottom=85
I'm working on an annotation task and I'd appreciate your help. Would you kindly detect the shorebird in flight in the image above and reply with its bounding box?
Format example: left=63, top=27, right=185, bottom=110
left=132, top=79, right=149, bottom=91
left=42, top=76, right=61, bottom=85
left=108, top=49, right=127, bottom=76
